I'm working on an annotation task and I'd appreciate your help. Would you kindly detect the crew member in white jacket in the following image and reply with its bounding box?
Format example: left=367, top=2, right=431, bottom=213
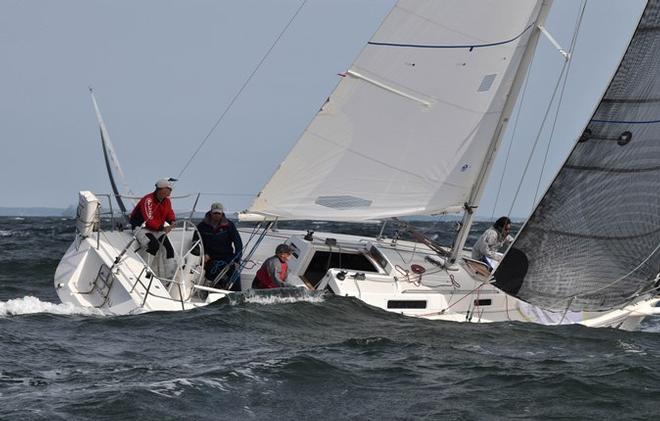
left=471, top=216, right=514, bottom=270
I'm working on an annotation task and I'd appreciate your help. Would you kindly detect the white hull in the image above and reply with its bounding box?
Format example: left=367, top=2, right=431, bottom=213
left=55, top=223, right=660, bottom=330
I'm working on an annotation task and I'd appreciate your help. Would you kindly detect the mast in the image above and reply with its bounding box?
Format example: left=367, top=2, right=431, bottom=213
left=448, top=0, right=555, bottom=264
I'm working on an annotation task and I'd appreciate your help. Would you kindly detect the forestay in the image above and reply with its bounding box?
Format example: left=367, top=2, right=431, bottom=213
left=495, top=1, right=660, bottom=311
left=246, top=0, right=546, bottom=221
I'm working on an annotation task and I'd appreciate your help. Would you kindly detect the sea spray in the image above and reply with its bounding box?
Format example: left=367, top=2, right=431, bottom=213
left=0, top=296, right=104, bottom=317
left=231, top=288, right=326, bottom=306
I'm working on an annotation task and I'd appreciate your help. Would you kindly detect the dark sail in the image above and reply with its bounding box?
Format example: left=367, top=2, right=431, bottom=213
left=494, top=1, right=660, bottom=311
left=89, top=88, right=132, bottom=217
left=99, top=126, right=128, bottom=215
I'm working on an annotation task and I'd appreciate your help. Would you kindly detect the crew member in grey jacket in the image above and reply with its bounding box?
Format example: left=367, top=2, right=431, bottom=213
left=471, top=216, right=514, bottom=270
left=253, top=244, right=292, bottom=289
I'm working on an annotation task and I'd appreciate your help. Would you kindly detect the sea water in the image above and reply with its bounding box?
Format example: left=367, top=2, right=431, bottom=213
left=1, top=217, right=659, bottom=420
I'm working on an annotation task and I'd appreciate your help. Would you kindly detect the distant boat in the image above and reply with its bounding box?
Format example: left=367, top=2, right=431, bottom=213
left=55, top=0, right=660, bottom=329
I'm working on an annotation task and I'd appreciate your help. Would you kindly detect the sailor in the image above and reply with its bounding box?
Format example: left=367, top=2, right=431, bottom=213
left=192, top=202, right=243, bottom=291
left=129, top=178, right=176, bottom=264
left=252, top=244, right=292, bottom=289
left=471, top=216, right=514, bottom=270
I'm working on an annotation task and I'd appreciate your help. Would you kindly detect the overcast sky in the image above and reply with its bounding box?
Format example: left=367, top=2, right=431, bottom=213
left=0, top=0, right=646, bottom=218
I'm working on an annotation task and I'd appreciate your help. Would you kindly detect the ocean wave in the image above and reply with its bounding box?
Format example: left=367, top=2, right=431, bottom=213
left=142, top=376, right=233, bottom=398
left=640, top=323, right=660, bottom=333
left=0, top=296, right=104, bottom=317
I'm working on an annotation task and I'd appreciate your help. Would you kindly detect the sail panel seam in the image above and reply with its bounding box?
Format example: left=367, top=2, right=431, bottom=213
left=591, top=118, right=660, bottom=124
left=601, top=97, right=660, bottom=103
left=306, top=130, right=431, bottom=183
left=524, top=224, right=660, bottom=240
left=367, top=24, right=534, bottom=49
left=564, top=164, right=660, bottom=173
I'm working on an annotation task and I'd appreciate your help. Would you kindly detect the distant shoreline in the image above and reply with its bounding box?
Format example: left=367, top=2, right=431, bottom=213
left=0, top=207, right=73, bottom=217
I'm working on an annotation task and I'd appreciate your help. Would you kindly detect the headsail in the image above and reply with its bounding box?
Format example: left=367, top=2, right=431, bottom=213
left=246, top=0, right=548, bottom=221
left=495, top=1, right=660, bottom=311
left=89, top=88, right=135, bottom=215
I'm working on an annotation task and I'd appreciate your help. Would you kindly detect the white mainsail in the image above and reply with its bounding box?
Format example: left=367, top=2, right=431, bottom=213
left=246, top=0, right=547, bottom=221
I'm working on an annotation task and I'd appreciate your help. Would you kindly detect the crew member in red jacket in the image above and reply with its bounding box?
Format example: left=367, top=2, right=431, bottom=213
left=253, top=244, right=292, bottom=289
left=130, top=178, right=176, bottom=259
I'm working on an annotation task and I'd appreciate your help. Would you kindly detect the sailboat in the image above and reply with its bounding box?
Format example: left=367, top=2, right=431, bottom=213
left=55, top=0, right=660, bottom=329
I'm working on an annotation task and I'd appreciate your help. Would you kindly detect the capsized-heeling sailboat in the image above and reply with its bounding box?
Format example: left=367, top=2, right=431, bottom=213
left=494, top=0, right=660, bottom=314
left=55, top=0, right=660, bottom=329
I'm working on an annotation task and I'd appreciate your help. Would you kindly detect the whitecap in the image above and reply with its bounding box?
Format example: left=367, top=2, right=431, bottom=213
left=616, top=339, right=646, bottom=355
left=0, top=296, right=105, bottom=317
left=193, top=377, right=230, bottom=392
left=0, top=230, right=12, bottom=237
left=241, top=289, right=325, bottom=305
left=147, top=378, right=193, bottom=398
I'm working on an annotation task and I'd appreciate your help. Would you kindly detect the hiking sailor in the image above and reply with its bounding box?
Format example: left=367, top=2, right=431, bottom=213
left=129, top=178, right=177, bottom=276
left=471, top=216, right=514, bottom=271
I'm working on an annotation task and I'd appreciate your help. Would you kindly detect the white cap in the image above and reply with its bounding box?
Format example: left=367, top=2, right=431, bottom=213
left=210, top=202, right=224, bottom=214
left=155, top=178, right=173, bottom=189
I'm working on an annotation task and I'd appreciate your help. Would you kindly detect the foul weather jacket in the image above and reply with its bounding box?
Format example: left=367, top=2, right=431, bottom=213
left=193, top=213, right=243, bottom=261
left=130, top=192, right=176, bottom=231
left=253, top=255, right=288, bottom=289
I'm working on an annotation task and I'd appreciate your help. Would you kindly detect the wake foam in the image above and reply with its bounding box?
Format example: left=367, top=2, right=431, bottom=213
left=239, top=288, right=325, bottom=305
left=0, top=296, right=104, bottom=317
left=0, top=229, right=29, bottom=238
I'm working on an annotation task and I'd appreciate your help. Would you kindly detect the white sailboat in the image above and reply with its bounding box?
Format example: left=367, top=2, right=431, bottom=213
left=55, top=0, right=660, bottom=329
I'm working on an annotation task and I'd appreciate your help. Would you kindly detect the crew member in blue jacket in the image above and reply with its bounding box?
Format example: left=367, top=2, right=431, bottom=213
left=193, top=202, right=243, bottom=291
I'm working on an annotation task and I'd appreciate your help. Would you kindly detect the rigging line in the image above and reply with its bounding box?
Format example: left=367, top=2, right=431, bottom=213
left=547, top=241, right=660, bottom=309
left=629, top=281, right=660, bottom=301
left=507, top=50, right=571, bottom=217
left=490, top=50, right=533, bottom=219
left=177, top=0, right=309, bottom=179
left=533, top=0, right=587, bottom=204
left=441, top=283, right=486, bottom=314
left=196, top=192, right=256, bottom=197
